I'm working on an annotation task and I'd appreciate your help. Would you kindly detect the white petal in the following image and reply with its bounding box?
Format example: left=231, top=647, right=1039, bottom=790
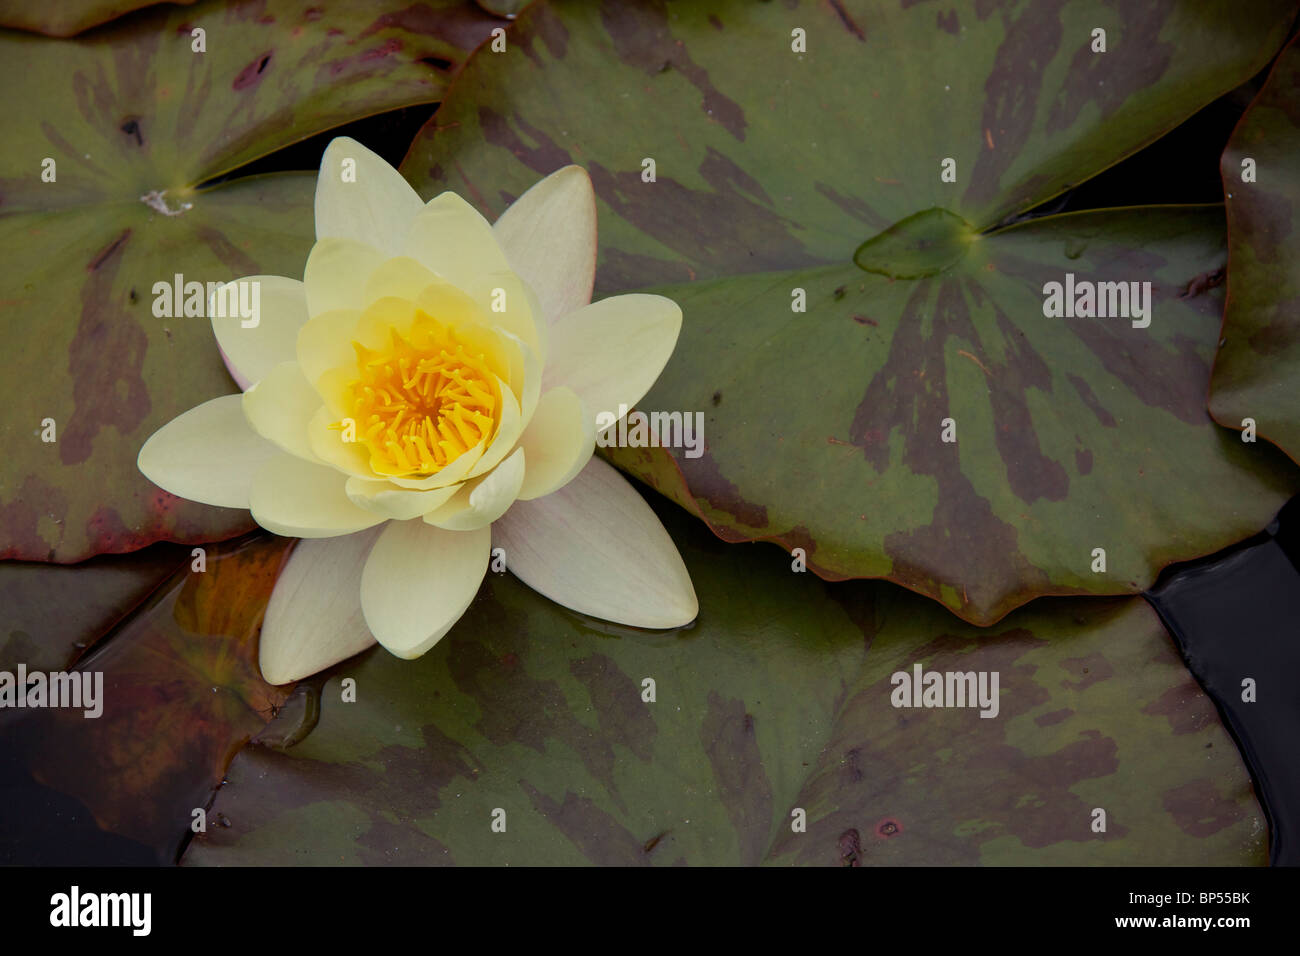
left=423, top=447, right=525, bottom=531
left=493, top=457, right=696, bottom=628
left=360, top=520, right=490, bottom=658
left=403, top=192, right=510, bottom=289
left=493, top=165, right=596, bottom=326
left=259, top=528, right=384, bottom=685
left=241, top=361, right=321, bottom=462
left=542, top=294, right=682, bottom=436
left=515, top=387, right=594, bottom=500
left=250, top=453, right=385, bottom=538
left=210, top=276, right=308, bottom=390
left=137, top=395, right=277, bottom=508
left=315, top=137, right=425, bottom=258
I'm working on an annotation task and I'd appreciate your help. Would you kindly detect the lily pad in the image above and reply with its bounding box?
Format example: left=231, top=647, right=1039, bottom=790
left=402, top=0, right=1300, bottom=623
left=1, top=535, right=292, bottom=862
left=0, top=539, right=189, bottom=672
left=0, top=0, right=500, bottom=562
left=0, top=0, right=191, bottom=38
left=182, top=502, right=1264, bottom=866
left=1210, top=34, right=1300, bottom=464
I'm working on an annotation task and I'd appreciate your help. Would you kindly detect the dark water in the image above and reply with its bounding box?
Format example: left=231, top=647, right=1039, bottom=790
left=1147, top=497, right=1300, bottom=866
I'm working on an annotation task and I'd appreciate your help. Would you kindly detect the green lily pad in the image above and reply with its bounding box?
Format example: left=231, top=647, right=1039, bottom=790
left=1210, top=34, right=1300, bottom=464
left=0, top=0, right=191, bottom=38
left=0, top=0, right=500, bottom=562
left=182, top=502, right=1264, bottom=866
left=3, top=535, right=292, bottom=860
left=401, top=0, right=1300, bottom=623
left=618, top=207, right=1299, bottom=623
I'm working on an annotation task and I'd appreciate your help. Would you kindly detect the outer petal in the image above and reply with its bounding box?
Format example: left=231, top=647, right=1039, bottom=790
left=403, top=192, right=509, bottom=289
left=315, top=137, right=425, bottom=257
left=360, top=520, right=490, bottom=658
left=303, top=237, right=386, bottom=318
left=250, top=453, right=385, bottom=538
left=423, top=447, right=525, bottom=531
left=492, top=165, right=596, bottom=326
left=493, top=457, right=696, bottom=628
left=241, top=361, right=321, bottom=463
left=515, top=387, right=594, bottom=500
left=210, top=276, right=307, bottom=390
left=137, top=395, right=278, bottom=508
left=259, top=528, right=384, bottom=685
left=542, top=294, right=682, bottom=436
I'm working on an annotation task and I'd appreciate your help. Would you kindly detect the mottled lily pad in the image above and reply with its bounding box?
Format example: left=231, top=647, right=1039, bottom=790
left=0, top=540, right=189, bottom=671
left=2, top=535, right=292, bottom=861
left=402, top=0, right=1300, bottom=623
left=1210, top=34, right=1300, bottom=464
left=0, top=0, right=192, bottom=38
left=0, top=0, right=499, bottom=562
left=182, top=502, right=1264, bottom=866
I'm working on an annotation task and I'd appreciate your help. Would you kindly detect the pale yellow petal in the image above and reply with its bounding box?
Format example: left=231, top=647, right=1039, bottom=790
left=303, top=237, right=386, bottom=318
left=259, top=528, right=383, bottom=685
left=250, top=453, right=385, bottom=538
left=137, top=395, right=277, bottom=508
left=210, top=275, right=307, bottom=390
left=403, top=192, right=509, bottom=288
left=464, top=375, right=524, bottom=480
left=241, top=361, right=321, bottom=463
left=488, top=327, right=540, bottom=428
left=493, top=165, right=596, bottom=326
left=315, top=137, right=425, bottom=257
left=542, top=293, right=682, bottom=436
left=492, top=458, right=696, bottom=628
left=515, top=387, right=594, bottom=500
left=297, top=307, right=363, bottom=390
left=361, top=256, right=441, bottom=308
left=423, top=447, right=525, bottom=531
left=464, top=270, right=547, bottom=365
left=350, top=295, right=420, bottom=350
left=308, top=406, right=376, bottom=478
left=360, top=520, right=490, bottom=658
left=345, top=475, right=460, bottom=521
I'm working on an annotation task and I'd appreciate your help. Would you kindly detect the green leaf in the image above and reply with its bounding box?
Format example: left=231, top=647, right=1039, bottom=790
left=182, top=503, right=1264, bottom=866
left=1210, top=34, right=1300, bottom=464
left=0, top=0, right=189, bottom=38
left=616, top=207, right=1299, bottom=623
left=401, top=0, right=1300, bottom=623
left=3, top=535, right=291, bottom=860
left=0, top=0, right=500, bottom=562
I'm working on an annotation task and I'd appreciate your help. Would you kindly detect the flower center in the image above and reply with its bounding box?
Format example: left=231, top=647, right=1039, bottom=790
left=335, top=313, right=500, bottom=478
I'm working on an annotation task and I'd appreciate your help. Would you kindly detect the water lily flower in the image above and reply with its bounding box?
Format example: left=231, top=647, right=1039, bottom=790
left=138, top=138, right=697, bottom=684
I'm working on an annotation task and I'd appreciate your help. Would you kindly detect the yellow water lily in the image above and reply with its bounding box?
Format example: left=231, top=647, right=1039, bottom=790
left=138, top=138, right=696, bottom=684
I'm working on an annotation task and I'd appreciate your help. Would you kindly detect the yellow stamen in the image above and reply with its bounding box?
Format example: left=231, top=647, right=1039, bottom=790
left=333, top=311, right=502, bottom=478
